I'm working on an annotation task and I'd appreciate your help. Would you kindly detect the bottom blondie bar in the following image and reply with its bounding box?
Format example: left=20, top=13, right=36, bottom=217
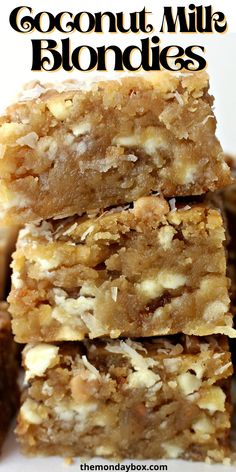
left=17, top=336, right=232, bottom=462
left=0, top=302, right=19, bottom=449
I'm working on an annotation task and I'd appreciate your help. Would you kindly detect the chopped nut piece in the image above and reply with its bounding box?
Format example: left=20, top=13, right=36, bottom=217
left=24, top=344, right=59, bottom=381
left=133, top=196, right=169, bottom=221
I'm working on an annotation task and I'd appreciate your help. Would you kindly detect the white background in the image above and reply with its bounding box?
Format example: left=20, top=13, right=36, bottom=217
left=0, top=1, right=236, bottom=470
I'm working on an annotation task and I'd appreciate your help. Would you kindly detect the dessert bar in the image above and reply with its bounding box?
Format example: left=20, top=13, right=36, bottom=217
left=8, top=196, right=235, bottom=342
left=0, top=72, right=231, bottom=224
left=17, top=335, right=232, bottom=462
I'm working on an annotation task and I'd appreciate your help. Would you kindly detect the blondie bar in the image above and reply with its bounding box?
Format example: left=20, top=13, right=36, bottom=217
left=0, top=72, right=231, bottom=224
left=0, top=302, right=19, bottom=449
left=16, top=336, right=233, bottom=462
left=8, top=196, right=234, bottom=342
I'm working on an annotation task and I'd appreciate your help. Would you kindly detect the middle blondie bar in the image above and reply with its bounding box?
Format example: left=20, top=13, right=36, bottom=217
left=8, top=196, right=234, bottom=342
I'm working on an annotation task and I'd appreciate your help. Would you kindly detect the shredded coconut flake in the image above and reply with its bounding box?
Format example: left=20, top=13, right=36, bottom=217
left=169, top=198, right=176, bottom=212
left=125, top=154, right=138, bottom=162
left=212, top=353, right=224, bottom=359
left=111, top=287, right=118, bottom=302
left=62, top=223, right=78, bottom=237
left=214, top=362, right=232, bottom=376
left=174, top=91, right=184, bottom=106
left=80, top=313, right=105, bottom=338
left=126, top=339, right=147, bottom=353
left=107, top=204, right=131, bottom=215
left=81, top=225, right=94, bottom=241
left=106, top=340, right=157, bottom=371
left=202, top=115, right=214, bottom=126
left=82, top=355, right=100, bottom=378
left=16, top=132, right=39, bottom=149
left=19, top=84, right=46, bottom=101
left=0, top=144, right=6, bottom=159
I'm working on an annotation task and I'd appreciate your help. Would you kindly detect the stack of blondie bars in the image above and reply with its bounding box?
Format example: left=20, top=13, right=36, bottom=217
left=0, top=72, right=235, bottom=463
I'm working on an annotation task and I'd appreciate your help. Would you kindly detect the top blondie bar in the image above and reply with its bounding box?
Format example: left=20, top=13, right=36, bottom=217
left=0, top=71, right=231, bottom=224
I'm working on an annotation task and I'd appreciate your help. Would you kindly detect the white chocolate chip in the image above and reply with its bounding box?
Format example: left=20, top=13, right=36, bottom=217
left=24, top=344, right=59, bottom=380
left=95, top=446, right=114, bottom=457
left=181, top=165, right=197, bottom=184
left=113, top=129, right=168, bottom=157
left=47, top=99, right=72, bottom=120
left=127, top=370, right=161, bottom=389
left=137, top=270, right=186, bottom=300
left=133, top=196, right=169, bottom=221
left=192, top=416, right=215, bottom=434
left=190, top=362, right=205, bottom=379
left=21, top=399, right=44, bottom=424
left=57, top=325, right=81, bottom=340
left=136, top=279, right=163, bottom=299
left=158, top=226, right=176, bottom=250
left=52, top=288, right=95, bottom=326
left=71, top=121, right=91, bottom=137
left=11, top=270, right=23, bottom=289
left=162, top=442, right=183, bottom=459
left=197, top=387, right=226, bottom=412
left=142, top=136, right=164, bottom=156
left=159, top=271, right=186, bottom=290
left=177, top=372, right=201, bottom=395
left=55, top=401, right=97, bottom=423
left=203, top=301, right=228, bottom=321
left=110, top=329, right=121, bottom=338
left=113, top=135, right=137, bottom=147
left=33, top=254, right=61, bottom=271
left=163, top=358, right=181, bottom=373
